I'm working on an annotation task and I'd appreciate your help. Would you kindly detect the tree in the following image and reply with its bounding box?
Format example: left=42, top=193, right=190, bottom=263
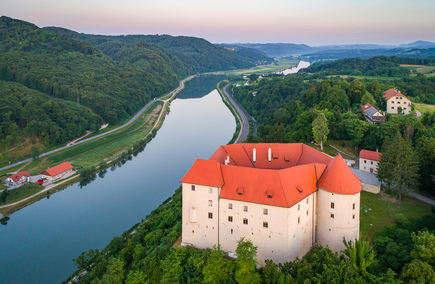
left=344, top=118, right=369, bottom=150
left=235, top=238, right=261, bottom=284
left=342, top=238, right=374, bottom=272
left=400, top=260, right=435, bottom=284
left=312, top=112, right=329, bottom=150
left=348, top=79, right=366, bottom=106
left=95, top=258, right=124, bottom=284
left=360, top=91, right=377, bottom=107
left=377, top=133, right=419, bottom=201
left=202, top=245, right=234, bottom=284
left=411, top=231, right=435, bottom=266
left=0, top=190, right=9, bottom=203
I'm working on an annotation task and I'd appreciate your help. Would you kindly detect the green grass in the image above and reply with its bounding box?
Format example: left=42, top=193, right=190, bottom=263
left=359, top=191, right=432, bottom=241
left=414, top=103, right=435, bottom=115
left=334, top=75, right=401, bottom=81
left=2, top=183, right=43, bottom=204
left=209, top=58, right=299, bottom=76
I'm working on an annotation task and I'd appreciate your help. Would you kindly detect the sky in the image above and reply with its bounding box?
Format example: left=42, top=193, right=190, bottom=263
left=1, top=0, right=435, bottom=46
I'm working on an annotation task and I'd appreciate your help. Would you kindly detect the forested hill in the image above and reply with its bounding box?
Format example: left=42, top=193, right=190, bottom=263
left=43, top=27, right=273, bottom=73
left=0, top=16, right=190, bottom=161
left=301, top=56, right=435, bottom=77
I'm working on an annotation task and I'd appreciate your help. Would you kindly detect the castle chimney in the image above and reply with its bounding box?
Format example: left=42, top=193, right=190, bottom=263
left=268, top=148, right=272, bottom=162
left=253, top=148, right=256, bottom=163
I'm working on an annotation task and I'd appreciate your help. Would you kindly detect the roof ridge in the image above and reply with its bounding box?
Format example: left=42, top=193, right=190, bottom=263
left=296, top=143, right=304, bottom=166
left=276, top=170, right=290, bottom=207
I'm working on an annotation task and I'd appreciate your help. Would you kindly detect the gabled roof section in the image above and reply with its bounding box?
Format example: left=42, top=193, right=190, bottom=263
left=298, top=144, right=333, bottom=165
left=317, top=155, right=362, bottom=195
left=7, top=171, right=30, bottom=182
left=361, top=103, right=372, bottom=111
left=383, top=88, right=410, bottom=101
left=359, top=150, right=382, bottom=161
left=180, top=159, right=224, bottom=187
left=42, top=161, right=73, bottom=177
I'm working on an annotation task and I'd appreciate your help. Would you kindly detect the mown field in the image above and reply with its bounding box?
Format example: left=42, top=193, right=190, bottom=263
left=211, top=58, right=299, bottom=76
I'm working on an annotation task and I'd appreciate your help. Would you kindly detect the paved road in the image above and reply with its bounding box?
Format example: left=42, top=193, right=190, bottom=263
left=0, top=76, right=195, bottom=173
left=222, top=85, right=257, bottom=143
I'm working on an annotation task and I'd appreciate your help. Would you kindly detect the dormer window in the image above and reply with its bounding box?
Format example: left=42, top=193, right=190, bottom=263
left=237, top=187, right=244, bottom=196
left=266, top=189, right=274, bottom=199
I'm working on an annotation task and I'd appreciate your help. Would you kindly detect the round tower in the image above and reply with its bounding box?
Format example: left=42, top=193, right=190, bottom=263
left=316, top=155, right=362, bottom=252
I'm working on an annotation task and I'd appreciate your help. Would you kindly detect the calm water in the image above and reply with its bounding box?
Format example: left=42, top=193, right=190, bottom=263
left=0, top=77, right=235, bottom=284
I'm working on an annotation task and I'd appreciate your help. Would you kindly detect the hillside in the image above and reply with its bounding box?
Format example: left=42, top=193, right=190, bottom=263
left=43, top=27, right=272, bottom=73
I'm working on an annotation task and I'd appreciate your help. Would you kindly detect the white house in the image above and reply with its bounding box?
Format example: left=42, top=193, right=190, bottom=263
left=359, top=150, right=381, bottom=173
left=5, top=171, right=30, bottom=186
left=180, top=143, right=362, bottom=264
left=383, top=88, right=412, bottom=115
left=41, top=161, right=74, bottom=182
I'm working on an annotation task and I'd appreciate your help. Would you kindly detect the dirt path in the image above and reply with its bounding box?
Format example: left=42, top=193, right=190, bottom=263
left=67, top=131, right=92, bottom=146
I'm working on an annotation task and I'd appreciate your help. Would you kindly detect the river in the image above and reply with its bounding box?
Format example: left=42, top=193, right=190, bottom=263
left=0, top=76, right=235, bottom=284
left=276, top=60, right=310, bottom=75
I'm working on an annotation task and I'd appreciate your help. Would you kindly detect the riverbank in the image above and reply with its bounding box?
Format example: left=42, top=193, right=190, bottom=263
left=0, top=76, right=194, bottom=219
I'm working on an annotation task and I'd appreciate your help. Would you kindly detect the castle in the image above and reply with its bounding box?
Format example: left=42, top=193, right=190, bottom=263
left=180, top=143, right=362, bottom=264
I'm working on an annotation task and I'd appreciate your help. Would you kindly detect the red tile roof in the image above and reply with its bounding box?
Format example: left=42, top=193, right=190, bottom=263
left=383, top=88, right=410, bottom=101
left=7, top=171, right=30, bottom=183
left=42, top=161, right=73, bottom=177
left=359, top=149, right=382, bottom=161
left=361, top=103, right=372, bottom=111
left=181, top=144, right=361, bottom=208
left=180, top=159, right=224, bottom=187
left=317, top=155, right=362, bottom=195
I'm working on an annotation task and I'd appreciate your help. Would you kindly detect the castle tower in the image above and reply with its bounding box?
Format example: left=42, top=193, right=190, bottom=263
left=316, top=155, right=362, bottom=252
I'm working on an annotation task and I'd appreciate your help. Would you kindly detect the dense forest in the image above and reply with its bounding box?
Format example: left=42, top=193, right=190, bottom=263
left=66, top=185, right=435, bottom=283
left=232, top=65, right=435, bottom=194
left=0, top=16, right=271, bottom=163
left=302, top=56, right=435, bottom=77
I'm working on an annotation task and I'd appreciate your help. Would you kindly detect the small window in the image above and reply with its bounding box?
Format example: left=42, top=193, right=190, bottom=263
left=353, top=203, right=356, bottom=210
left=208, top=188, right=213, bottom=194
left=396, top=97, right=399, bottom=99
left=306, top=210, right=309, bottom=216
left=398, top=101, right=401, bottom=104
left=392, top=106, right=395, bottom=109
left=191, top=185, right=195, bottom=191
left=404, top=108, right=407, bottom=110
left=263, top=208, right=268, bottom=215
left=263, top=222, right=268, bottom=228
left=331, top=202, right=334, bottom=209
left=391, top=101, right=395, bottom=103
left=352, top=214, right=356, bottom=220
left=371, top=161, right=373, bottom=165
left=208, top=212, right=213, bottom=219
left=243, top=218, right=248, bottom=225
left=208, top=200, right=212, bottom=207
left=243, top=206, right=248, bottom=212
left=297, top=217, right=301, bottom=224
left=331, top=214, right=334, bottom=219
left=298, top=204, right=300, bottom=210
left=364, top=160, right=367, bottom=163
left=228, top=203, right=233, bottom=210
left=228, top=216, right=233, bottom=222
left=231, top=229, right=233, bottom=234
left=364, top=166, right=366, bottom=170
left=307, top=198, right=309, bottom=204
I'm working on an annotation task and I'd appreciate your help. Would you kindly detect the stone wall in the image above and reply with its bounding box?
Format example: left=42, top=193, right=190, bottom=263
left=361, top=182, right=380, bottom=194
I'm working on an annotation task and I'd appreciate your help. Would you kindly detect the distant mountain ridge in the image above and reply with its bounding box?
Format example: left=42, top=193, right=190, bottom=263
left=227, top=41, right=435, bottom=60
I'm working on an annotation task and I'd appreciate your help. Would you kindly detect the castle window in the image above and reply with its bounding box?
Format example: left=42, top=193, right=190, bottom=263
left=263, top=208, right=268, bottom=215
left=352, top=214, right=355, bottom=220
left=353, top=203, right=355, bottom=210
left=231, top=229, right=233, bottom=234
left=208, top=212, right=213, bottom=219
left=208, top=188, right=213, bottom=194
left=228, top=203, right=233, bottom=210
left=263, top=222, right=268, bottom=228
left=297, top=217, right=301, bottom=224
left=191, top=185, right=195, bottom=191
left=244, top=206, right=248, bottom=212
left=243, top=218, right=248, bottom=225
left=208, top=200, right=212, bottom=207
left=298, top=204, right=300, bottom=210
left=331, top=202, right=335, bottom=209
left=307, top=198, right=309, bottom=204
left=228, top=216, right=233, bottom=222
left=331, top=214, right=334, bottom=218
left=306, top=210, right=309, bottom=216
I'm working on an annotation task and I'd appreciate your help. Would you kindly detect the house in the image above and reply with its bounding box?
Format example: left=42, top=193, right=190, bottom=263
left=41, top=161, right=74, bottom=182
left=5, top=171, right=30, bottom=186
left=383, top=88, right=412, bottom=115
left=180, top=143, right=362, bottom=264
left=359, top=150, right=381, bottom=173
left=361, top=103, right=386, bottom=124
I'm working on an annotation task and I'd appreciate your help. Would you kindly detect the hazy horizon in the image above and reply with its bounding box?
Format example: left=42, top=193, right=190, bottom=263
left=1, top=0, right=434, bottom=46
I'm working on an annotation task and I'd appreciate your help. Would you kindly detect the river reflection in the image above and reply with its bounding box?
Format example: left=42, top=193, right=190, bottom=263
left=0, top=76, right=235, bottom=284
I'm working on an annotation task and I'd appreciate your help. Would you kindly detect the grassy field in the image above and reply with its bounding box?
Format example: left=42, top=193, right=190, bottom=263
left=401, top=64, right=435, bottom=76
left=210, top=58, right=299, bottom=76
left=332, top=75, right=401, bottom=81
left=414, top=102, right=435, bottom=115
left=1, top=183, right=43, bottom=204
left=0, top=101, right=164, bottom=177
left=360, top=191, right=432, bottom=241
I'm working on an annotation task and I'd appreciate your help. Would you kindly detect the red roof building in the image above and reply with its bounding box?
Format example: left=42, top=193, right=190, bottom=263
left=359, top=149, right=382, bottom=173
left=42, top=161, right=74, bottom=181
left=181, top=143, right=362, bottom=264
left=5, top=171, right=30, bottom=186
left=383, top=88, right=412, bottom=115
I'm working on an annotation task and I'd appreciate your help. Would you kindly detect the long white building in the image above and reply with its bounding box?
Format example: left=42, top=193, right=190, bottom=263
left=180, top=143, right=362, bottom=264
